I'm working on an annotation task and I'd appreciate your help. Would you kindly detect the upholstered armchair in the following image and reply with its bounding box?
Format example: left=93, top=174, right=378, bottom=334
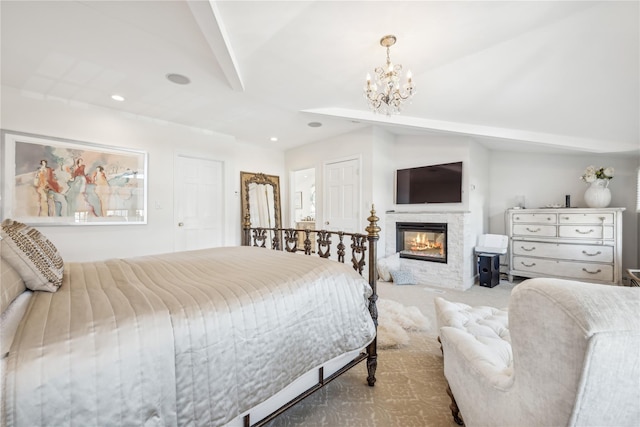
left=436, top=278, right=640, bottom=427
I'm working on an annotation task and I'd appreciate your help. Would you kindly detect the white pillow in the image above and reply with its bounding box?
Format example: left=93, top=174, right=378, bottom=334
left=390, top=269, right=414, bottom=285
left=1, top=290, right=33, bottom=358
left=1, top=219, right=63, bottom=292
left=377, top=253, right=400, bottom=282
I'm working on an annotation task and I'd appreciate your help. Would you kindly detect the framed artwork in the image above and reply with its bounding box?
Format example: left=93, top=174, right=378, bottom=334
left=1, top=130, right=148, bottom=225
left=295, top=191, right=303, bottom=209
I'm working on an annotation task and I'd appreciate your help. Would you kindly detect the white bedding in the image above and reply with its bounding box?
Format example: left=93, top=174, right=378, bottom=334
left=1, top=291, right=33, bottom=427
left=3, top=246, right=375, bottom=426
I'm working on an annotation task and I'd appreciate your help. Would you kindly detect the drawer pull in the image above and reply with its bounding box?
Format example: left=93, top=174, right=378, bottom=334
left=582, top=268, right=602, bottom=275
left=521, top=262, right=536, bottom=268
left=575, top=229, right=594, bottom=234
left=563, top=216, right=570, bottom=220
left=526, top=227, right=541, bottom=233
left=582, top=250, right=602, bottom=257
left=520, top=246, right=536, bottom=252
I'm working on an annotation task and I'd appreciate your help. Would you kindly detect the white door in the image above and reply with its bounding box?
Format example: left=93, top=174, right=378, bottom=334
left=323, top=158, right=360, bottom=233
left=174, top=155, right=224, bottom=251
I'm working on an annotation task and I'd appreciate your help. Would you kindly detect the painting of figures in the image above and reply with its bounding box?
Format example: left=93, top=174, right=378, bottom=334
left=2, top=131, right=147, bottom=225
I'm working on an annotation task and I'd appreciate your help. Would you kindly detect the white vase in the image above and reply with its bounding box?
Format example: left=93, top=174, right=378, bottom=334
left=584, top=179, right=611, bottom=208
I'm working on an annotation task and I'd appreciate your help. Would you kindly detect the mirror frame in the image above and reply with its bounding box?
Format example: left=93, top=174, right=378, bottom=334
left=240, top=171, right=282, bottom=232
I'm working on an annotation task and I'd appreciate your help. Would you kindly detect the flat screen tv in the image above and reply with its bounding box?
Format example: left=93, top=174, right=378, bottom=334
left=396, top=161, right=463, bottom=204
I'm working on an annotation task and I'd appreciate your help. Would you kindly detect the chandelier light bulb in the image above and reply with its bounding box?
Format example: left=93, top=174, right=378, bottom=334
left=364, top=34, right=415, bottom=115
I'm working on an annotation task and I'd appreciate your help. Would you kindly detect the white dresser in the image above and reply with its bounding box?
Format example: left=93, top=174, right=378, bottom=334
left=506, top=208, right=625, bottom=285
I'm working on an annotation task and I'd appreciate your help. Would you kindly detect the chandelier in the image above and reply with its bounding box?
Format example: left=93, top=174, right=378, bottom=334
left=364, top=35, right=415, bottom=115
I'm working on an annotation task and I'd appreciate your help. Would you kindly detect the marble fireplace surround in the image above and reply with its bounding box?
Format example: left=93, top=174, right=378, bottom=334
left=385, top=211, right=475, bottom=290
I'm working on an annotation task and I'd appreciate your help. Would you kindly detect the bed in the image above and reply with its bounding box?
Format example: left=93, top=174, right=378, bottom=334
left=0, top=210, right=380, bottom=427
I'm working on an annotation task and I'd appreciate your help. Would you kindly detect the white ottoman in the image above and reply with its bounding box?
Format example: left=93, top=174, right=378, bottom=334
left=433, top=297, right=512, bottom=425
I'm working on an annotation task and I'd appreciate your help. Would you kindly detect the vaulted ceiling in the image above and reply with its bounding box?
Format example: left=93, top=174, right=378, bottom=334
left=1, top=1, right=638, bottom=154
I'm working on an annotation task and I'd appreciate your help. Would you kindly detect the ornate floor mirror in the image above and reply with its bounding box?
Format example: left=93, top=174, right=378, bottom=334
left=240, top=171, right=282, bottom=248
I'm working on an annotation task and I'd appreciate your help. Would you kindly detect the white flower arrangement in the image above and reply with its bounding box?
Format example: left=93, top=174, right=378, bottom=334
left=580, top=165, right=614, bottom=183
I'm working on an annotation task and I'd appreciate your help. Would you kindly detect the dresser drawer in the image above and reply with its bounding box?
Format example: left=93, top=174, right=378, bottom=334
left=558, top=213, right=614, bottom=225
left=558, top=225, right=613, bottom=239
left=512, top=241, right=613, bottom=263
left=512, top=256, right=613, bottom=282
left=512, top=224, right=556, bottom=237
left=511, top=213, right=556, bottom=224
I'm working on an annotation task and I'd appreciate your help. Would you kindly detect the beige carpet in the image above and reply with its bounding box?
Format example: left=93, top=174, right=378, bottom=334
left=264, top=279, right=516, bottom=426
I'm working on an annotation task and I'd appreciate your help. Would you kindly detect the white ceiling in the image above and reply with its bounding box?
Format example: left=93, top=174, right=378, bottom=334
left=1, top=1, right=638, bottom=154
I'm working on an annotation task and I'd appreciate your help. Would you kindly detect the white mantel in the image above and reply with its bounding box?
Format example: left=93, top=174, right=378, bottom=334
left=385, top=211, right=476, bottom=290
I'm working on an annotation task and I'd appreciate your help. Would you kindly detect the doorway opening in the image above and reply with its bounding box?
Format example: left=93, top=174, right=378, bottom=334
left=292, top=168, right=315, bottom=224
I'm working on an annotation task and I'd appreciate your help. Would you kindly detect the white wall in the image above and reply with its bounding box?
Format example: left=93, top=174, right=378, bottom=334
left=287, top=130, right=491, bottom=267
left=467, top=142, right=491, bottom=233
left=466, top=141, right=491, bottom=273
left=291, top=127, right=639, bottom=285
left=285, top=127, right=375, bottom=233
left=369, top=127, right=396, bottom=254
left=370, top=127, right=395, bottom=213
left=488, top=150, right=639, bottom=280
left=5, top=88, right=636, bottom=279
left=388, top=134, right=490, bottom=277
left=1, top=87, right=284, bottom=262
left=285, top=127, right=397, bottom=259
left=291, top=168, right=315, bottom=223
left=391, top=134, right=474, bottom=213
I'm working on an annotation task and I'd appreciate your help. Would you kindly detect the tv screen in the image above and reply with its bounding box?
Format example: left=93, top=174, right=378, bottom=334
left=396, top=161, right=463, bottom=204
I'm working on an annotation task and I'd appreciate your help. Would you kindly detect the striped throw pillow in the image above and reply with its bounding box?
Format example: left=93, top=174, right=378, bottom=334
left=1, top=219, right=63, bottom=292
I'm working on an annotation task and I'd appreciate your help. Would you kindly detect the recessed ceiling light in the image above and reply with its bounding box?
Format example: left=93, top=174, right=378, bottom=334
left=166, top=73, right=191, bottom=85
left=111, top=94, right=125, bottom=102
left=270, top=137, right=278, bottom=142
left=307, top=122, right=322, bottom=128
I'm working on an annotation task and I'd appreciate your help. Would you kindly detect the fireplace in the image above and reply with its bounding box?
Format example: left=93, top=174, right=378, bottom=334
left=396, top=222, right=447, bottom=263
left=387, top=212, right=473, bottom=290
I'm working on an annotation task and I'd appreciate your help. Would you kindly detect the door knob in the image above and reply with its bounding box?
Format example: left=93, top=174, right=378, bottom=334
left=325, top=221, right=330, bottom=225
left=178, top=222, right=184, bottom=227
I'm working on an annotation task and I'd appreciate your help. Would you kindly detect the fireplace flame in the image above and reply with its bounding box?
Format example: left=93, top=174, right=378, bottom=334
left=410, top=233, right=443, bottom=252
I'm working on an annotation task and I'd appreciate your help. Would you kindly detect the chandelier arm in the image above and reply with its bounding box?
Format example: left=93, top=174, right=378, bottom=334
left=364, top=34, right=415, bottom=115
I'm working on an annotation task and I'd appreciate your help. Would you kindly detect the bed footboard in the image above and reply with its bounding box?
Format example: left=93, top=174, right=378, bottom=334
left=242, top=206, right=380, bottom=425
left=364, top=207, right=379, bottom=386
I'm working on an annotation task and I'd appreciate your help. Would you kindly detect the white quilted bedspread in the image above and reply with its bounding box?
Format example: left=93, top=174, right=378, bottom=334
left=4, top=247, right=375, bottom=426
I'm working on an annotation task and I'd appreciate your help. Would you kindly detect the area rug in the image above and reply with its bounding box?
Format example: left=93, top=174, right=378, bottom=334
left=264, top=331, right=454, bottom=427
left=376, top=298, right=430, bottom=349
